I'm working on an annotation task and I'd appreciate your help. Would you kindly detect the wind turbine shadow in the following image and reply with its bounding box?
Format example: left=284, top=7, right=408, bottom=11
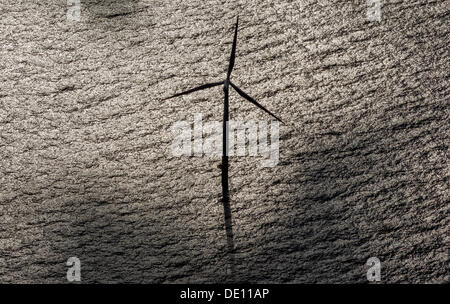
left=164, top=16, right=283, bottom=280
left=81, top=0, right=153, bottom=32
left=83, top=0, right=141, bottom=19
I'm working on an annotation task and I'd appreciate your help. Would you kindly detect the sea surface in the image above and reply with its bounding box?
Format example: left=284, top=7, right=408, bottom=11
left=0, top=0, right=448, bottom=283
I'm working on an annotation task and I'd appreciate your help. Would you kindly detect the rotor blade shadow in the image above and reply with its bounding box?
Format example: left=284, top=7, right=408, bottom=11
left=230, top=82, right=284, bottom=123
left=227, top=16, right=239, bottom=79
left=163, top=81, right=223, bottom=100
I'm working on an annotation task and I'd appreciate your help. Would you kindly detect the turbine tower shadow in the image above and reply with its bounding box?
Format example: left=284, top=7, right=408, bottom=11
left=164, top=17, right=283, bottom=279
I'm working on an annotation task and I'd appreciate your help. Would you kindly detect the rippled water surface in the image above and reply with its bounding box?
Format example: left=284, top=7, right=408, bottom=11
left=0, top=0, right=448, bottom=283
